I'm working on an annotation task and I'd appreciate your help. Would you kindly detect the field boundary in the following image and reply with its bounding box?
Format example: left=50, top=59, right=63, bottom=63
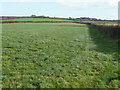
left=1, top=20, right=120, bottom=40
left=1, top=21, right=81, bottom=23
left=86, top=23, right=120, bottom=40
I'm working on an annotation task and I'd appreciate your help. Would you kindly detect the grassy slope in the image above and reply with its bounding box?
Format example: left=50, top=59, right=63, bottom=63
left=2, top=18, right=72, bottom=21
left=2, top=23, right=119, bottom=88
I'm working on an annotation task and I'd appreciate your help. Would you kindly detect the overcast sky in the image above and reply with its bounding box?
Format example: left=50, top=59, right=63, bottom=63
left=0, top=0, right=119, bottom=20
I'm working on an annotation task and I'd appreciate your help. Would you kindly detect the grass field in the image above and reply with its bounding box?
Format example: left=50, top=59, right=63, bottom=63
left=2, top=23, right=119, bottom=88
left=2, top=18, right=72, bottom=21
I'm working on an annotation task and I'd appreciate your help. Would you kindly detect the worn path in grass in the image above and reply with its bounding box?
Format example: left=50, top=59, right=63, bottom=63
left=2, top=23, right=119, bottom=88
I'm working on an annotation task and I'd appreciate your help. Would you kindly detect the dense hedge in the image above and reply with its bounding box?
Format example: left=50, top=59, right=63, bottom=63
left=90, top=23, right=120, bottom=40
left=89, top=23, right=120, bottom=54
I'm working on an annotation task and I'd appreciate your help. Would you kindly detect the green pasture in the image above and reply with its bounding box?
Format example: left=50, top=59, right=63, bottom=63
left=2, top=23, right=119, bottom=88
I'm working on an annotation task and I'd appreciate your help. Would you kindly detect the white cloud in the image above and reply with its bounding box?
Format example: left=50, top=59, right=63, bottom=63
left=0, top=0, right=119, bottom=7
left=0, top=0, right=56, bottom=2
left=57, top=0, right=119, bottom=7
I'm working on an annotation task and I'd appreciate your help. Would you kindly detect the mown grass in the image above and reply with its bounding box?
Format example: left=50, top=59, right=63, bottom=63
left=2, top=18, right=72, bottom=21
left=2, top=23, right=119, bottom=88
